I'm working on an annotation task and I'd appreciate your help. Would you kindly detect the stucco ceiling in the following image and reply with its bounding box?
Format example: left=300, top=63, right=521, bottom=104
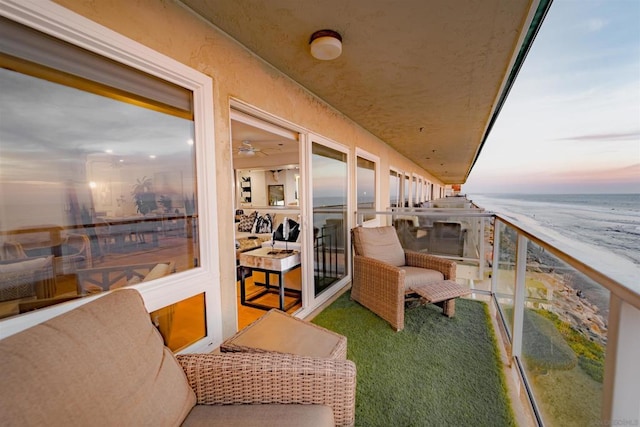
left=181, top=0, right=539, bottom=184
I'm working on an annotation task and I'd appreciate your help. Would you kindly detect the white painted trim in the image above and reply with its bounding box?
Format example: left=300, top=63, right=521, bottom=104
left=228, top=103, right=308, bottom=318
left=0, top=0, right=222, bottom=349
left=414, top=174, right=424, bottom=203
left=355, top=147, right=381, bottom=227
left=301, top=133, right=352, bottom=314
left=230, top=109, right=298, bottom=141
left=388, top=166, right=403, bottom=208
left=602, top=296, right=640, bottom=424
left=230, top=99, right=307, bottom=136
left=227, top=100, right=354, bottom=321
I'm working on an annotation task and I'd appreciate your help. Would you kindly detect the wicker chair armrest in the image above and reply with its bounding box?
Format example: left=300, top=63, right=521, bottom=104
left=353, top=255, right=405, bottom=290
left=405, top=251, right=456, bottom=280
left=177, top=352, right=357, bottom=427
left=352, top=255, right=406, bottom=331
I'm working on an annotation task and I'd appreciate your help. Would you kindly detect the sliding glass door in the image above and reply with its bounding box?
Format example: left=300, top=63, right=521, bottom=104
left=310, top=141, right=348, bottom=297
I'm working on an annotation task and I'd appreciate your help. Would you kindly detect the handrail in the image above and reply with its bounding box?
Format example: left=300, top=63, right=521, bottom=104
left=355, top=208, right=640, bottom=310
left=358, top=209, right=492, bottom=218
left=495, top=214, right=640, bottom=311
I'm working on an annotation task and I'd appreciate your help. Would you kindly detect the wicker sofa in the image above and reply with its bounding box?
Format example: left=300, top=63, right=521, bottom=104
left=0, top=289, right=357, bottom=426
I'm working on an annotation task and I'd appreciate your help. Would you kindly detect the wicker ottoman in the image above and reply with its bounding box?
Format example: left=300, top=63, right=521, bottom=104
left=221, top=309, right=347, bottom=359
left=412, top=279, right=470, bottom=317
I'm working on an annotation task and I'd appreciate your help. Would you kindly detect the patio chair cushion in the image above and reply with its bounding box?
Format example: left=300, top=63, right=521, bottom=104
left=0, top=256, right=49, bottom=274
left=401, top=266, right=444, bottom=290
left=183, top=403, right=334, bottom=427
left=221, top=309, right=347, bottom=360
left=351, top=226, right=405, bottom=267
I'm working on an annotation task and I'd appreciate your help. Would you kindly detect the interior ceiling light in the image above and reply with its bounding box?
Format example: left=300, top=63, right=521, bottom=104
left=309, top=29, right=342, bottom=60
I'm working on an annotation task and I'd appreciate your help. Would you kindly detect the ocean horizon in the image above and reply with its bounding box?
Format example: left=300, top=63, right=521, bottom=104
left=469, top=192, right=640, bottom=295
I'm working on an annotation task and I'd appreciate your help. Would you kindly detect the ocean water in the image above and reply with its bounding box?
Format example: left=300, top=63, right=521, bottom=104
left=470, top=193, right=640, bottom=293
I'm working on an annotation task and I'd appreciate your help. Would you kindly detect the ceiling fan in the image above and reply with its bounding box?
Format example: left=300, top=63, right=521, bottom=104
left=237, top=140, right=261, bottom=156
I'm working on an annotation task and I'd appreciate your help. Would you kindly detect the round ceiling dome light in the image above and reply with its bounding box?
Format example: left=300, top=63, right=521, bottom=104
left=309, top=29, right=342, bottom=60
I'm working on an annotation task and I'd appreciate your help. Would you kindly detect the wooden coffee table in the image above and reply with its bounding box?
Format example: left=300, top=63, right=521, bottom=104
left=239, top=247, right=301, bottom=311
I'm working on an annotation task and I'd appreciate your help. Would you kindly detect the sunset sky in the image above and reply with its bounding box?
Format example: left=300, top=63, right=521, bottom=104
left=463, top=0, right=640, bottom=195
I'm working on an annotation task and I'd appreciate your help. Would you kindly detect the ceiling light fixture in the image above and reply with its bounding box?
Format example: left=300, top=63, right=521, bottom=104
left=309, top=29, right=342, bottom=60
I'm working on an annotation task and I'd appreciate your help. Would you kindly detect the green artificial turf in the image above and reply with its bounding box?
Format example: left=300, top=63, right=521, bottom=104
left=313, top=293, right=516, bottom=427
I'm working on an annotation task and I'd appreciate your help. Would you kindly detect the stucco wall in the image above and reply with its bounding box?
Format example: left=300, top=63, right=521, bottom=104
left=54, top=0, right=442, bottom=337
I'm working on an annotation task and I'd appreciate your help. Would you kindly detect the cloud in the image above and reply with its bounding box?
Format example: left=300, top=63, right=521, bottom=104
left=549, top=163, right=640, bottom=183
left=555, top=131, right=640, bottom=142
left=463, top=164, right=640, bottom=194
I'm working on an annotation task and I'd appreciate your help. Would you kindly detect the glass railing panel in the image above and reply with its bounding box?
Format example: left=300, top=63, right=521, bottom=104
left=521, top=240, right=608, bottom=426
left=356, top=209, right=493, bottom=293
left=495, top=220, right=517, bottom=337
left=391, top=212, right=476, bottom=259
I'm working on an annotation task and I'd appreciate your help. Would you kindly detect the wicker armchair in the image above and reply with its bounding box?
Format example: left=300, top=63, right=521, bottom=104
left=76, top=261, right=175, bottom=294
left=0, top=255, right=56, bottom=302
left=177, top=352, right=357, bottom=426
left=351, top=226, right=458, bottom=331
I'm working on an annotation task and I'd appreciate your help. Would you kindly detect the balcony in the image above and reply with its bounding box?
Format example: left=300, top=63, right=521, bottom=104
left=354, top=198, right=640, bottom=426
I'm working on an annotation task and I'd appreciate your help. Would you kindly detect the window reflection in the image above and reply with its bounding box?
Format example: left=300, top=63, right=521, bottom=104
left=356, top=156, right=375, bottom=221
left=0, top=68, right=199, bottom=320
left=150, top=293, right=207, bottom=353
left=312, top=143, right=347, bottom=297
left=389, top=170, right=400, bottom=208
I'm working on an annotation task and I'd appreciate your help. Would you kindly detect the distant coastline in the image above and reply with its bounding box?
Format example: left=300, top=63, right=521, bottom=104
left=469, top=192, right=640, bottom=267
left=471, top=192, right=640, bottom=346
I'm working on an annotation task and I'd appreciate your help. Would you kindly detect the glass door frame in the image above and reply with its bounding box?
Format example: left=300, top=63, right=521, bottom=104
left=300, top=133, right=352, bottom=314
left=228, top=101, right=305, bottom=321
left=226, top=101, right=353, bottom=320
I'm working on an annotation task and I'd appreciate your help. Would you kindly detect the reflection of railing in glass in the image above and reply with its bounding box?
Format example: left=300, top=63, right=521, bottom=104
left=0, top=57, right=199, bottom=324
left=314, top=223, right=339, bottom=295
